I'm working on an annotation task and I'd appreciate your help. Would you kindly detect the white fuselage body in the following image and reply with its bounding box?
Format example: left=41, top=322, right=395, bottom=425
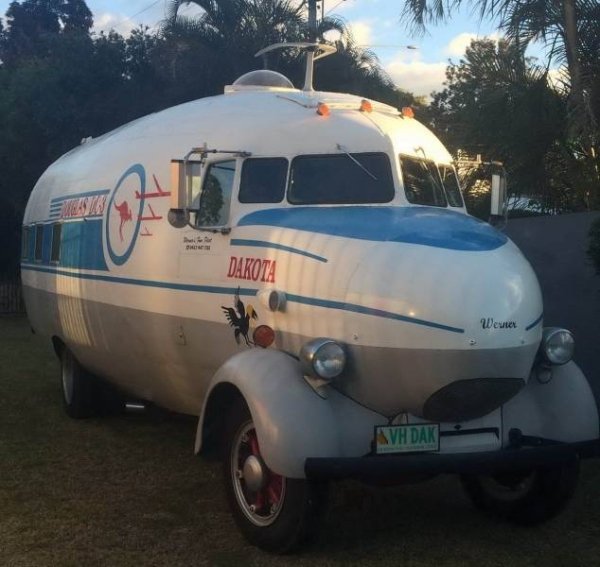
left=22, top=86, right=543, bottom=424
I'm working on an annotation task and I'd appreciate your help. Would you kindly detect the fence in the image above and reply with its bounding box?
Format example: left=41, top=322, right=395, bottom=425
left=0, top=277, right=24, bottom=314
left=506, top=211, right=600, bottom=401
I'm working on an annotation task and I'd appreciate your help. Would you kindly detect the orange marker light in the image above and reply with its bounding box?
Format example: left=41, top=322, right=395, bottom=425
left=253, top=325, right=275, bottom=348
left=360, top=99, right=373, bottom=113
left=401, top=106, right=415, bottom=119
left=316, top=102, right=330, bottom=117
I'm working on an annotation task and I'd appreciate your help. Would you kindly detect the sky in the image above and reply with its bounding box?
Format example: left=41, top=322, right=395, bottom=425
left=0, top=0, right=550, bottom=97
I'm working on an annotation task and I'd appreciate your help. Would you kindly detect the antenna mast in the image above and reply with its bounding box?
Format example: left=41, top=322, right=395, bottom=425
left=308, top=0, right=318, bottom=42
left=254, top=2, right=336, bottom=91
left=304, top=0, right=318, bottom=91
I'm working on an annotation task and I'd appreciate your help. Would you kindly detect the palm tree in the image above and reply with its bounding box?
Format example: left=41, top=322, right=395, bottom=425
left=159, top=0, right=406, bottom=102
left=160, top=0, right=307, bottom=84
left=430, top=38, right=577, bottom=213
left=401, top=0, right=599, bottom=191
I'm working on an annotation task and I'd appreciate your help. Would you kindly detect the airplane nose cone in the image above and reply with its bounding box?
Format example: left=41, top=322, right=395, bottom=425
left=339, top=214, right=543, bottom=421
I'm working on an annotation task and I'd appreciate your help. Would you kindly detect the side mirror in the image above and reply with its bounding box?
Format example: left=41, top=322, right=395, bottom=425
left=168, top=160, right=189, bottom=228
left=168, top=145, right=249, bottom=231
left=489, top=169, right=507, bottom=228
left=170, top=160, right=186, bottom=210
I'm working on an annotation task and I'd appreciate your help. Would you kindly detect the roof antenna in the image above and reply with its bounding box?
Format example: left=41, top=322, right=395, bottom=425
left=254, top=43, right=336, bottom=91
left=254, top=0, right=336, bottom=91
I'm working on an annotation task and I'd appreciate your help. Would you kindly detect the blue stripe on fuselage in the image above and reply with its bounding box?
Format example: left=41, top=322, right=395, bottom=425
left=238, top=206, right=507, bottom=251
left=20, top=265, right=463, bottom=334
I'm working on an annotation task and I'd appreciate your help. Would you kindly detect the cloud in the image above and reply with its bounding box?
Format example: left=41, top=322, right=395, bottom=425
left=176, top=3, right=204, bottom=18
left=322, top=29, right=343, bottom=42
left=325, top=0, right=357, bottom=14
left=386, top=58, right=447, bottom=97
left=547, top=67, right=569, bottom=91
left=444, top=33, right=478, bottom=57
left=443, top=32, right=501, bottom=58
left=92, top=2, right=204, bottom=36
left=93, top=12, right=137, bottom=36
left=348, top=20, right=373, bottom=46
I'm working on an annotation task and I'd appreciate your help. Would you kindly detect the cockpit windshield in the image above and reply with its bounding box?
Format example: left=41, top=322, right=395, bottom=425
left=438, top=164, right=463, bottom=208
left=288, top=152, right=394, bottom=205
left=400, top=155, right=447, bottom=207
left=400, top=155, right=464, bottom=208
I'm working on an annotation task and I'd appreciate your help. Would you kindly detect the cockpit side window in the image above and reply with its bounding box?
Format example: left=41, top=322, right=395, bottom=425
left=438, top=165, right=463, bottom=207
left=400, top=155, right=447, bottom=207
left=288, top=152, right=394, bottom=205
left=196, top=159, right=236, bottom=227
left=239, top=158, right=287, bottom=203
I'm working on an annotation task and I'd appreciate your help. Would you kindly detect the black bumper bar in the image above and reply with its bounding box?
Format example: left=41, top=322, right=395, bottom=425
left=305, top=440, right=600, bottom=482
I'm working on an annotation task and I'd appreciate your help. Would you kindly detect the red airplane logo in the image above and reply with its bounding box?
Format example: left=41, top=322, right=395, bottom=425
left=114, top=201, right=132, bottom=242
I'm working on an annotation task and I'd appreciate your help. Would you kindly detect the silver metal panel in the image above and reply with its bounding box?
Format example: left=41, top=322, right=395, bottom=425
left=503, top=361, right=599, bottom=444
left=337, top=342, right=538, bottom=418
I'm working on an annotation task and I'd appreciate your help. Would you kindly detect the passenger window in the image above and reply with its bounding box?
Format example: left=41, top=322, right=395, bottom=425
left=21, top=227, right=30, bottom=260
left=288, top=153, right=394, bottom=204
left=438, top=165, right=464, bottom=207
left=239, top=158, right=287, bottom=203
left=50, top=223, right=62, bottom=263
left=400, top=155, right=447, bottom=207
left=34, top=225, right=44, bottom=261
left=197, top=160, right=236, bottom=227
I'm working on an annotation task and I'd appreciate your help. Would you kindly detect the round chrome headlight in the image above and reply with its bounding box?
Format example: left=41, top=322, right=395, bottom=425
left=541, top=327, right=575, bottom=366
left=300, top=338, right=346, bottom=380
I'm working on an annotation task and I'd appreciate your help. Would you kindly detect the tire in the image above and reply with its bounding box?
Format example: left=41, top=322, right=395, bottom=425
left=461, top=459, right=579, bottom=525
left=60, top=348, right=97, bottom=419
left=222, top=398, right=328, bottom=553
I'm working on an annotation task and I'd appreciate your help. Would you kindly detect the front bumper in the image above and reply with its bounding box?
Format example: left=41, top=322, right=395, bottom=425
left=305, top=439, right=600, bottom=482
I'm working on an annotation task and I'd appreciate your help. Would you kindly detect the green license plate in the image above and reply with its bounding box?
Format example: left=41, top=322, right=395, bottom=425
left=375, top=423, right=440, bottom=454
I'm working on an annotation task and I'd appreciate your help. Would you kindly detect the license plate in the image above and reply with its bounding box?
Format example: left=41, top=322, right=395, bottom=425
left=375, top=423, right=440, bottom=454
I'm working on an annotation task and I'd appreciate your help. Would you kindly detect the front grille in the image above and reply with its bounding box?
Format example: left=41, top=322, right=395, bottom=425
left=423, top=378, right=525, bottom=422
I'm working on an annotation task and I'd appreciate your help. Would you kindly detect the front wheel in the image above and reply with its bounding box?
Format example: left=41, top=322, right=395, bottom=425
left=460, top=459, right=579, bottom=525
left=223, top=399, right=327, bottom=553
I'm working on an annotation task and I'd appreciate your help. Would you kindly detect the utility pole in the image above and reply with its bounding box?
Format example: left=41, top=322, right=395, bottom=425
left=303, top=0, right=319, bottom=90
left=307, top=0, right=318, bottom=42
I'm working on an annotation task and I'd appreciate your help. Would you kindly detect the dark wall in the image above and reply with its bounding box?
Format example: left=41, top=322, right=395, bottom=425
left=506, top=212, right=600, bottom=399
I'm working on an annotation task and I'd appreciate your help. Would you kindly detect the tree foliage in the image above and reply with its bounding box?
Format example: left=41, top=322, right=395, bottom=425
left=429, top=38, right=589, bottom=214
left=401, top=0, right=600, bottom=206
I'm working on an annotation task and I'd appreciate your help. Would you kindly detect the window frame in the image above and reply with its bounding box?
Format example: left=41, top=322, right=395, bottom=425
left=437, top=163, right=464, bottom=208
left=399, top=154, right=448, bottom=208
left=287, top=152, right=396, bottom=205
left=50, top=222, right=62, bottom=264
left=195, top=158, right=238, bottom=228
left=34, top=224, right=44, bottom=262
left=21, top=226, right=30, bottom=261
left=238, top=157, right=289, bottom=204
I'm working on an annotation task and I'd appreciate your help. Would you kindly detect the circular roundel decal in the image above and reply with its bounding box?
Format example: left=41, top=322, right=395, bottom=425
left=105, top=164, right=146, bottom=266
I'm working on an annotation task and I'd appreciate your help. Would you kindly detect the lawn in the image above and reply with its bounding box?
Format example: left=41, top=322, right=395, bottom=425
left=2, top=315, right=600, bottom=566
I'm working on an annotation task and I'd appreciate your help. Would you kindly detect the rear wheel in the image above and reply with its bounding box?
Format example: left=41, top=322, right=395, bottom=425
left=60, top=348, right=96, bottom=419
left=461, top=459, right=579, bottom=525
left=60, top=348, right=124, bottom=417
left=223, top=399, right=327, bottom=553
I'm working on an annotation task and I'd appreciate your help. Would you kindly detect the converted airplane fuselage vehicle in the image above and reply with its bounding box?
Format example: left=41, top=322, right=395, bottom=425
left=22, top=44, right=599, bottom=552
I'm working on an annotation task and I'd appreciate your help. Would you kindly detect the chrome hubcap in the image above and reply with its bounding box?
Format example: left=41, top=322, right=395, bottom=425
left=231, top=421, right=285, bottom=527
left=242, top=454, right=266, bottom=493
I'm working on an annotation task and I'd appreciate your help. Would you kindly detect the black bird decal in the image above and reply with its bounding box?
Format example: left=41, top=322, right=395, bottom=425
left=222, top=288, right=258, bottom=346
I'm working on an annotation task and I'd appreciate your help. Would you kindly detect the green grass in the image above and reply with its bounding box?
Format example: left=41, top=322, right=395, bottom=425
left=2, top=315, right=600, bottom=566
